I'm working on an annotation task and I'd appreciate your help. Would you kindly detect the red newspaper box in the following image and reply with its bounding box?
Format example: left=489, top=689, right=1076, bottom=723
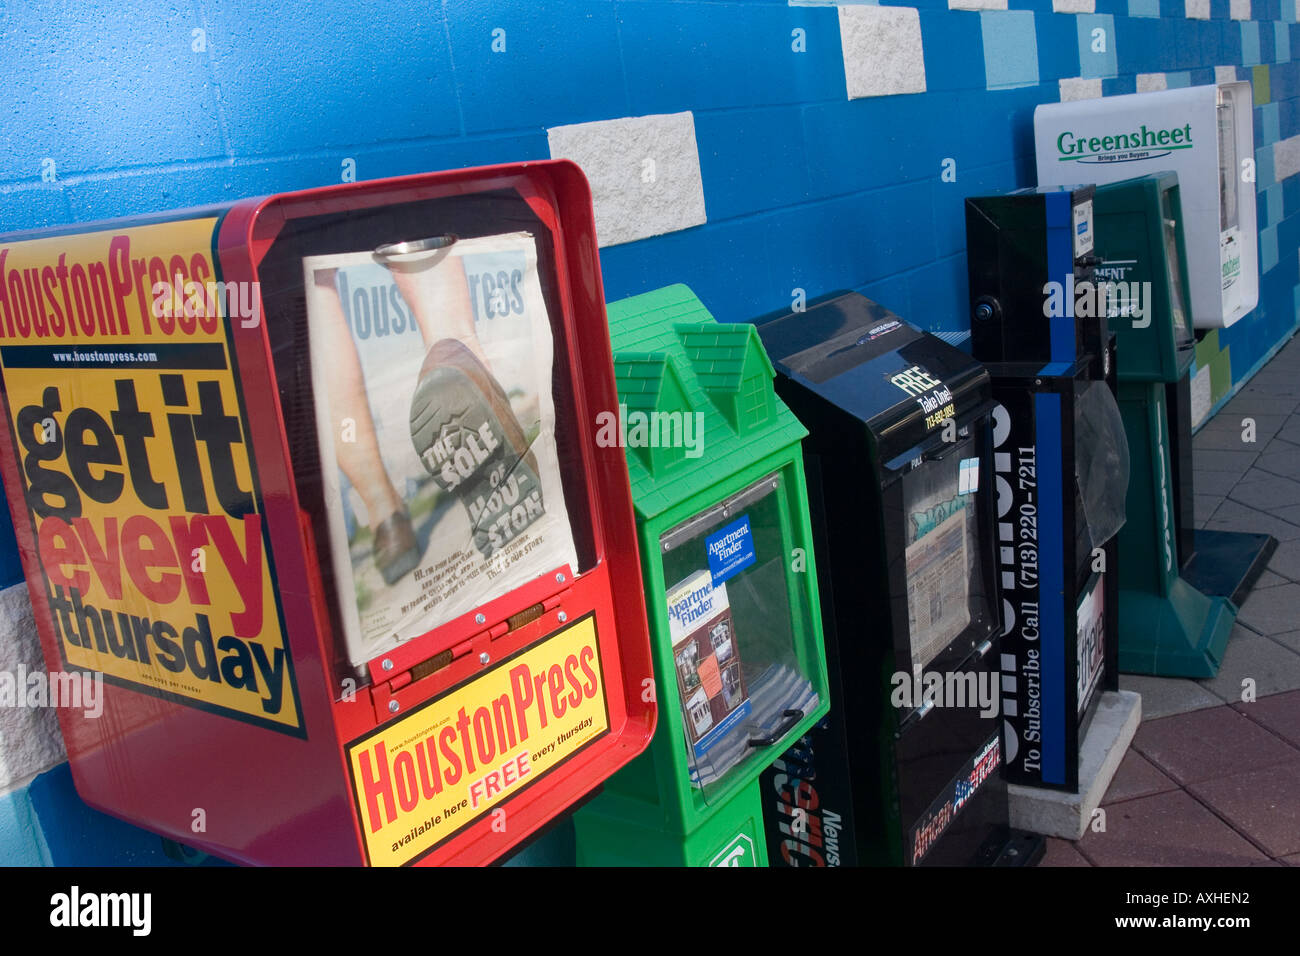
left=0, top=161, right=654, bottom=865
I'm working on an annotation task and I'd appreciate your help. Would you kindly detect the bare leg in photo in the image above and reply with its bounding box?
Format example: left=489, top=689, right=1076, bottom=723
left=389, top=252, right=487, bottom=364
left=313, top=267, right=420, bottom=585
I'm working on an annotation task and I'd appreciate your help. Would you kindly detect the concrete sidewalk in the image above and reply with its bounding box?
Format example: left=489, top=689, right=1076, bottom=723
left=1045, top=331, right=1300, bottom=866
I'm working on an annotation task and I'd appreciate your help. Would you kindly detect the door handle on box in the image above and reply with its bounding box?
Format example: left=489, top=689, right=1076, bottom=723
left=896, top=698, right=936, bottom=736
left=374, top=234, right=458, bottom=259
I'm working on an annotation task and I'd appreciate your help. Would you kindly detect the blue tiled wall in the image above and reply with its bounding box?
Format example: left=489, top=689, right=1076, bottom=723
left=2, top=3, right=1294, bottom=399
left=1, top=0, right=1298, bottom=862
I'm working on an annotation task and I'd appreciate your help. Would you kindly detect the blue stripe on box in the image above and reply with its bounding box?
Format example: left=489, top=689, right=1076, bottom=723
left=1034, top=391, right=1066, bottom=786
left=1045, top=191, right=1076, bottom=366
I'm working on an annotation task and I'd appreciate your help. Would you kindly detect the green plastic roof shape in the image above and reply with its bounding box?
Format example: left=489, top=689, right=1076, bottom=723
left=605, top=284, right=807, bottom=521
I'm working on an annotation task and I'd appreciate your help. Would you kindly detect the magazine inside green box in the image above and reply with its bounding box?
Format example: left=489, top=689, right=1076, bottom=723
left=658, top=469, right=817, bottom=806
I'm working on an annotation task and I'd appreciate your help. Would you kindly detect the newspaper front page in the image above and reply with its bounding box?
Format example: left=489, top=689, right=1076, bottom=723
left=303, top=232, right=577, bottom=670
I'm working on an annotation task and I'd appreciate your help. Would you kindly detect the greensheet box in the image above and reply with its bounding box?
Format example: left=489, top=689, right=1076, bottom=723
left=1095, top=174, right=1244, bottom=677
left=1094, top=172, right=1196, bottom=385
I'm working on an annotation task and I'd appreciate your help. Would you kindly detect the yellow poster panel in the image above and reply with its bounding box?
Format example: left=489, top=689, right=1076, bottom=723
left=0, top=218, right=303, bottom=734
left=348, top=615, right=609, bottom=866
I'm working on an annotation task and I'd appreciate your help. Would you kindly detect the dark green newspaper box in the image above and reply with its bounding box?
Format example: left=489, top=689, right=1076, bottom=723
left=573, top=285, right=830, bottom=867
left=1094, top=173, right=1274, bottom=676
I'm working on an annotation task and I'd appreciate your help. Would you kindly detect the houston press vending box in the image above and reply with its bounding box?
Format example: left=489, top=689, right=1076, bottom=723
left=966, top=186, right=1126, bottom=791
left=0, top=162, right=656, bottom=866
left=756, top=292, right=1030, bottom=866
left=1034, top=82, right=1258, bottom=328
left=572, top=285, right=830, bottom=868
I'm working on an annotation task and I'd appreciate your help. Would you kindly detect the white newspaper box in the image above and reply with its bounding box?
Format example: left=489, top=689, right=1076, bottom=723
left=1034, top=83, right=1257, bottom=328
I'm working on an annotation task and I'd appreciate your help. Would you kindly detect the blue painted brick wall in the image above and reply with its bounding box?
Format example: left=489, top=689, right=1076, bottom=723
left=2, top=1, right=1292, bottom=376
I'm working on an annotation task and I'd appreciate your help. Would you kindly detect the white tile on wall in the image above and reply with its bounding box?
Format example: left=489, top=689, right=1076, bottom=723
left=1190, top=364, right=1212, bottom=426
left=949, top=0, right=1008, bottom=9
left=1053, top=0, right=1096, bottom=12
left=1230, top=0, right=1251, bottom=19
left=1137, top=72, right=1168, bottom=92
left=0, top=583, right=66, bottom=793
left=1060, top=77, right=1104, bottom=101
left=547, top=112, right=707, bottom=248
left=1215, top=65, right=1240, bottom=85
left=839, top=5, right=927, bottom=99
left=1274, top=134, right=1300, bottom=181
left=1185, top=0, right=1211, bottom=18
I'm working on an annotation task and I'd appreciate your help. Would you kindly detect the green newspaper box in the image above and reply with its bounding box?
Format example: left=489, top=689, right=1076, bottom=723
left=573, top=285, right=830, bottom=867
left=1095, top=173, right=1273, bottom=676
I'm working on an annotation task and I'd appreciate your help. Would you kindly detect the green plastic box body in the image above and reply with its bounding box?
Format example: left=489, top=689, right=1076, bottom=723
left=573, top=285, right=830, bottom=865
left=576, top=779, right=770, bottom=867
left=1095, top=174, right=1236, bottom=676
left=1093, top=173, right=1196, bottom=384
left=1114, top=382, right=1235, bottom=675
